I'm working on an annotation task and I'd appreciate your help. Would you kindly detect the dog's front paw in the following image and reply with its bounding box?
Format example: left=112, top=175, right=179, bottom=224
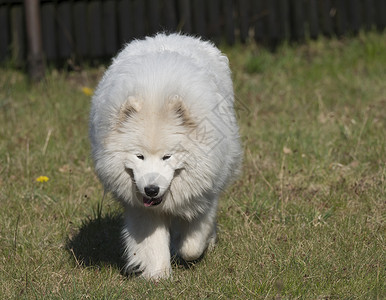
left=140, top=264, right=172, bottom=281
left=124, top=257, right=172, bottom=280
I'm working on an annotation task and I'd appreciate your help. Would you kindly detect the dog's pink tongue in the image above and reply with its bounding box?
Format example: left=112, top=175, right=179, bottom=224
left=143, top=197, right=154, bottom=207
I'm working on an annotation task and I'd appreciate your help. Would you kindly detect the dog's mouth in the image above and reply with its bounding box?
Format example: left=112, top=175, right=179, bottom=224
left=143, top=196, right=163, bottom=207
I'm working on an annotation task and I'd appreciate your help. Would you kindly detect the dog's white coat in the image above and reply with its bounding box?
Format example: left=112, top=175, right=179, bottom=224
left=90, top=33, right=242, bottom=279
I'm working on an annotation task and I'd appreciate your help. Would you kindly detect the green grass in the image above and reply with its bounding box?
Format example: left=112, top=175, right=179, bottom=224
left=1, top=32, right=385, bottom=299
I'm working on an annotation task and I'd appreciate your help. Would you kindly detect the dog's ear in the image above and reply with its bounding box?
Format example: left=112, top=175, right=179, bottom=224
left=168, top=95, right=196, bottom=128
left=117, top=96, right=142, bottom=125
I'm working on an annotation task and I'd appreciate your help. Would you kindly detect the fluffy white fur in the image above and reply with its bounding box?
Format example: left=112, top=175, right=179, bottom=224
left=89, top=33, right=242, bottom=280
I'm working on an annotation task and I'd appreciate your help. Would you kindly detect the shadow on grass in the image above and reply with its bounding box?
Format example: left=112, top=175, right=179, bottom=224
left=65, top=211, right=207, bottom=277
left=65, top=212, right=126, bottom=272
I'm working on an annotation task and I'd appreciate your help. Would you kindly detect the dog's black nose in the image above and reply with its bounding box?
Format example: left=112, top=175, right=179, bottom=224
left=144, top=185, right=160, bottom=197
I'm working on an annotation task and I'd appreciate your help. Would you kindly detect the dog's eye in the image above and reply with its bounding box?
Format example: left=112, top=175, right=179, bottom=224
left=162, top=155, right=171, bottom=161
left=136, top=154, right=144, bottom=160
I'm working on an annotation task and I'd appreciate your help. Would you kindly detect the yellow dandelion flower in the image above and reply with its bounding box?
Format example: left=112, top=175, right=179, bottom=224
left=36, top=176, right=49, bottom=183
left=81, top=87, right=93, bottom=96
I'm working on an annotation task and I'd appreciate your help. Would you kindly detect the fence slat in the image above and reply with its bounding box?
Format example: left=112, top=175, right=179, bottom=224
left=335, top=0, right=348, bottom=36
left=207, top=0, right=221, bottom=41
left=57, top=1, right=72, bottom=59
left=0, top=5, right=9, bottom=61
left=73, top=1, right=88, bottom=58
left=363, top=0, right=374, bottom=30
left=133, top=0, right=145, bottom=38
left=41, top=2, right=56, bottom=60
left=348, top=0, right=361, bottom=34
left=238, top=0, right=249, bottom=43
left=103, top=0, right=118, bottom=56
left=320, top=0, right=334, bottom=37
left=267, top=0, right=279, bottom=47
left=178, top=0, right=192, bottom=33
left=163, top=0, right=177, bottom=32
left=277, top=0, right=290, bottom=41
left=192, top=0, right=207, bottom=38
left=223, top=0, right=235, bottom=45
left=290, top=0, right=305, bottom=41
left=118, top=0, right=133, bottom=44
left=375, top=0, right=386, bottom=30
left=147, top=0, right=160, bottom=35
left=88, top=0, right=103, bottom=57
left=308, top=0, right=319, bottom=39
left=10, top=4, right=25, bottom=65
left=253, top=0, right=266, bottom=44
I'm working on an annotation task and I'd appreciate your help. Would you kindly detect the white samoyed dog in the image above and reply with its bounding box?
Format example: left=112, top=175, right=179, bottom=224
left=89, top=33, right=242, bottom=280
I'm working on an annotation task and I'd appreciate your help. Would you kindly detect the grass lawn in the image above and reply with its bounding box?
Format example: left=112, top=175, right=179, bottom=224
left=0, top=32, right=385, bottom=299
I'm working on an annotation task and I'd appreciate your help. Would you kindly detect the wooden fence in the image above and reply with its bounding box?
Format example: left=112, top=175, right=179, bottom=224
left=0, top=0, right=385, bottom=65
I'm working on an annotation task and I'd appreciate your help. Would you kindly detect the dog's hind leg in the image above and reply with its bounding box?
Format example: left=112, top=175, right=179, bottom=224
left=171, top=197, right=218, bottom=262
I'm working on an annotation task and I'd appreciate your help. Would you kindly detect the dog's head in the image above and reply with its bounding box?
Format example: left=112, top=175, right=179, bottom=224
left=113, top=95, right=196, bottom=208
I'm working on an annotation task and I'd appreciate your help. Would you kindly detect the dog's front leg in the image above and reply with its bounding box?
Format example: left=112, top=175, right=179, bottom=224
left=122, top=208, right=171, bottom=280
